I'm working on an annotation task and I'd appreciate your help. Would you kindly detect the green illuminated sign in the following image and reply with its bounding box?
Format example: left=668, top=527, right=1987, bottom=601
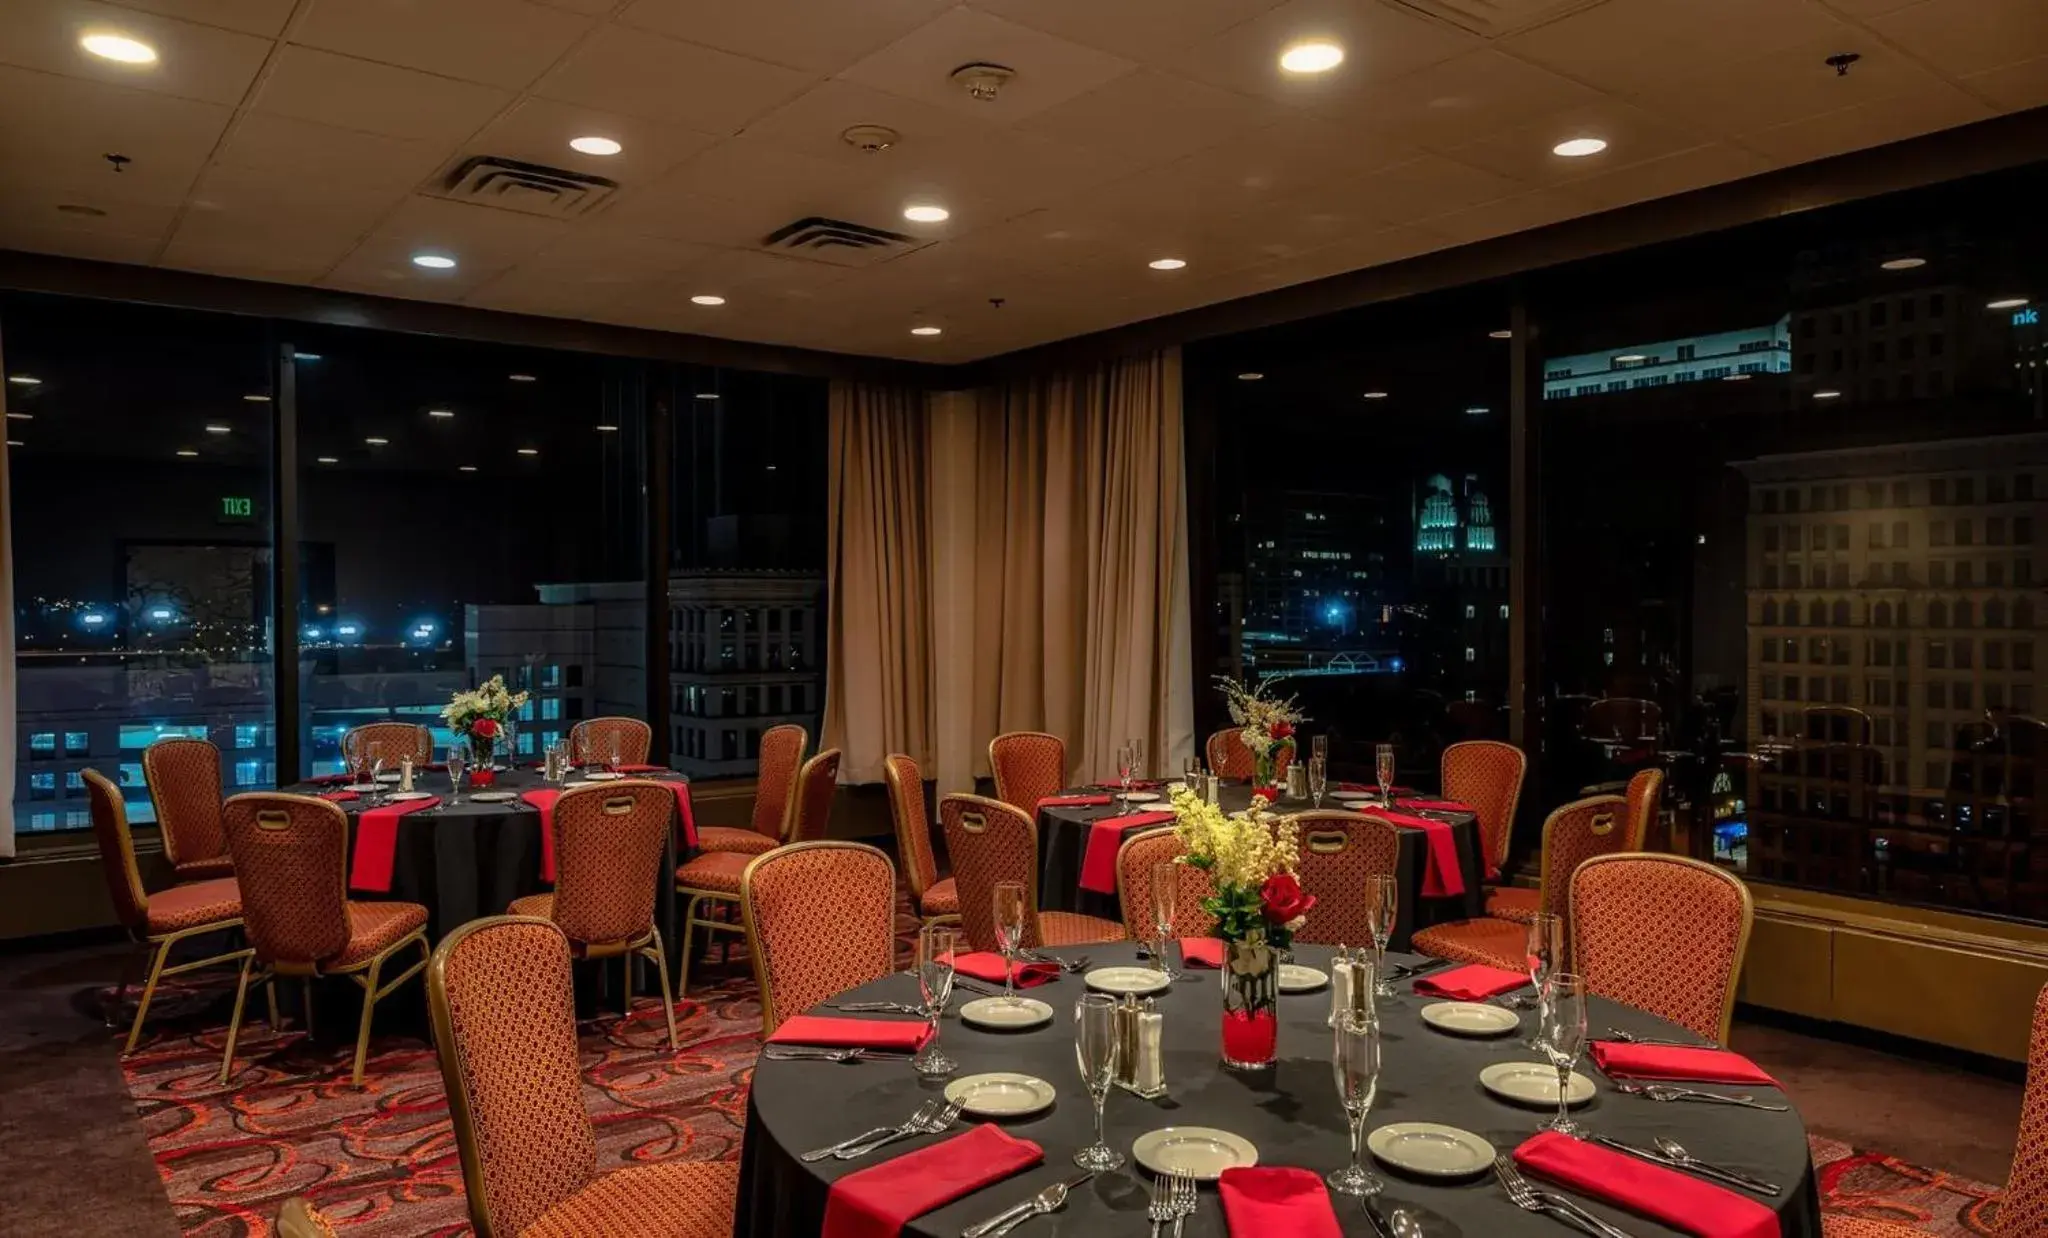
left=220, top=496, right=254, bottom=519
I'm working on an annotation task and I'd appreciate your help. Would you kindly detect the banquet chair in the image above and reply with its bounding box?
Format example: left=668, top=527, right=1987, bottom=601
left=1409, top=795, right=1627, bottom=971
left=429, top=916, right=739, bottom=1238
left=85, top=769, right=249, bottom=1055
left=567, top=716, right=652, bottom=767
left=697, top=723, right=805, bottom=857
left=277, top=1197, right=339, bottom=1237
left=784, top=747, right=842, bottom=844
left=884, top=753, right=958, bottom=926
left=1443, top=739, right=1527, bottom=887
left=1114, top=828, right=1216, bottom=941
left=341, top=721, right=435, bottom=770
left=142, top=736, right=234, bottom=881
left=1569, top=852, right=1753, bottom=1044
left=507, top=782, right=679, bottom=1049
left=1489, top=765, right=1658, bottom=926
left=741, top=841, right=895, bottom=1034
left=1284, top=811, right=1402, bottom=945
left=989, top=731, right=1066, bottom=814
left=1205, top=729, right=1294, bottom=783
left=219, top=793, right=430, bottom=1086
left=939, top=793, right=1124, bottom=951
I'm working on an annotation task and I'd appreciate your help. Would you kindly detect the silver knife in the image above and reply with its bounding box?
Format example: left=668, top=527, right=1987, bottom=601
left=962, top=1174, right=1093, bottom=1238
left=1591, top=1136, right=1777, bottom=1195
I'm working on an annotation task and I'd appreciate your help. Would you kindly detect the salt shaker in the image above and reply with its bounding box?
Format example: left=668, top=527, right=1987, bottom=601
left=1114, top=993, right=1142, bottom=1089
left=1204, top=773, right=1221, bottom=805
left=1133, top=999, right=1167, bottom=1096
left=1286, top=762, right=1308, bottom=800
left=1329, top=948, right=1356, bottom=1027
left=399, top=755, right=415, bottom=793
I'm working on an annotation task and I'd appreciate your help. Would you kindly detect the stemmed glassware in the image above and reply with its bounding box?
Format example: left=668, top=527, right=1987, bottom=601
left=608, top=738, right=623, bottom=772
left=1312, top=734, right=1329, bottom=764
left=1327, top=1010, right=1384, bottom=1196
left=445, top=742, right=468, bottom=805
left=1538, top=973, right=1590, bottom=1135
left=367, top=746, right=388, bottom=806
left=1116, top=740, right=1139, bottom=808
left=1073, top=993, right=1125, bottom=1171
left=1150, top=861, right=1178, bottom=979
left=1308, top=755, right=1328, bottom=808
left=1366, top=874, right=1399, bottom=998
left=912, top=925, right=959, bottom=1078
left=1523, top=912, right=1563, bottom=1047
left=1375, top=743, right=1396, bottom=805
left=1183, top=755, right=1202, bottom=790
left=992, top=881, right=1027, bottom=1006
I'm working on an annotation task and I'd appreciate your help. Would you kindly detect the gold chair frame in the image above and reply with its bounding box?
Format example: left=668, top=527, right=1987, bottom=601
left=542, top=784, right=681, bottom=1050
left=883, top=754, right=958, bottom=929
left=739, top=840, right=895, bottom=1035
left=676, top=882, right=747, bottom=999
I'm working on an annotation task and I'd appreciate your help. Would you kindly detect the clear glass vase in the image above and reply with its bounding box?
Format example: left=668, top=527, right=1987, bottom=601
left=1220, top=937, right=1280, bottom=1070
left=466, top=734, right=498, bottom=786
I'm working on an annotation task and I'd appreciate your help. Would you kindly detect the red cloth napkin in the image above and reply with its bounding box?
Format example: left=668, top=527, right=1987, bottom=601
left=1218, top=1167, right=1342, bottom=1238
left=348, top=797, right=441, bottom=892
left=1372, top=810, right=1466, bottom=897
left=1514, top=1131, right=1779, bottom=1238
left=766, top=1014, right=934, bottom=1051
left=1413, top=963, right=1526, bottom=1001
left=942, top=951, right=1060, bottom=987
left=1589, top=1043, right=1778, bottom=1086
left=1180, top=937, right=1225, bottom=968
left=1079, top=810, right=1177, bottom=893
left=1038, top=793, right=1114, bottom=809
left=615, top=763, right=666, bottom=773
left=525, top=783, right=697, bottom=882
left=318, top=790, right=359, bottom=803
left=1396, top=797, right=1472, bottom=814
left=822, top=1124, right=1043, bottom=1238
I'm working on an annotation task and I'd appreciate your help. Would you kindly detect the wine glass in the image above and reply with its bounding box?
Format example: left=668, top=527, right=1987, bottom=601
left=1538, top=973, right=1590, bottom=1135
left=445, top=742, right=468, bottom=805
left=1183, top=755, right=1201, bottom=790
left=1073, top=993, right=1125, bottom=1171
left=992, top=881, right=1027, bottom=1006
left=1375, top=743, right=1396, bottom=805
left=1366, top=874, right=1399, bottom=998
left=1116, top=741, right=1136, bottom=808
left=1312, top=734, right=1329, bottom=764
left=1308, top=755, right=1328, bottom=808
left=1151, top=861, right=1178, bottom=979
left=367, top=745, right=388, bottom=806
left=913, top=925, right=959, bottom=1078
left=1327, top=1011, right=1384, bottom=1196
left=1523, top=912, right=1563, bottom=1046
left=608, top=736, right=622, bottom=772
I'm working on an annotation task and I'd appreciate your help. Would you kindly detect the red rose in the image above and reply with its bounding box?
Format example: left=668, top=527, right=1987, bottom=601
left=1259, top=872, right=1316, bottom=925
left=470, top=717, right=500, bottom=739
left=1270, top=721, right=1294, bottom=740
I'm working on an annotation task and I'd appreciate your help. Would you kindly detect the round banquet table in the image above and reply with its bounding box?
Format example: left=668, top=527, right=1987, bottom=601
left=735, top=942, right=1822, bottom=1238
left=282, top=767, right=685, bottom=945
left=1037, top=786, right=1486, bottom=951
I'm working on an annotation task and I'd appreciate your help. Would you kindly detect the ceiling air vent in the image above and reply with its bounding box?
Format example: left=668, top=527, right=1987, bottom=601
left=761, top=216, right=918, bottom=266
left=430, top=156, right=618, bottom=219
left=1384, top=0, right=1608, bottom=36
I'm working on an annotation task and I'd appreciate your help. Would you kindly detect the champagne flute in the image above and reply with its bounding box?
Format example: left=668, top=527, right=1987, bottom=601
left=608, top=737, right=622, bottom=772
left=1327, top=1011, right=1384, bottom=1196
left=445, top=742, right=468, bottom=805
left=1308, top=754, right=1328, bottom=808
left=1073, top=993, right=1125, bottom=1171
left=1523, top=912, right=1563, bottom=1046
left=1366, top=874, right=1398, bottom=998
left=1312, top=734, right=1329, bottom=764
left=1116, top=741, right=1136, bottom=809
left=1151, top=861, right=1179, bottom=979
left=913, top=925, right=959, bottom=1078
left=992, top=881, right=1027, bottom=1006
left=1183, top=755, right=1201, bottom=790
left=1538, top=973, right=1590, bottom=1135
left=1375, top=743, right=1396, bottom=805
left=368, top=745, right=387, bottom=806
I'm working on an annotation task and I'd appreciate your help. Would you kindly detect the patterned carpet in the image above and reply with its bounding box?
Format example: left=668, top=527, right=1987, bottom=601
left=1812, top=1135, right=2003, bottom=1236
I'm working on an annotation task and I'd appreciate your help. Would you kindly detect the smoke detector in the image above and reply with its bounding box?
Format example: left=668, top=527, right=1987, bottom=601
left=841, top=124, right=900, bottom=153
left=950, top=62, right=1015, bottom=102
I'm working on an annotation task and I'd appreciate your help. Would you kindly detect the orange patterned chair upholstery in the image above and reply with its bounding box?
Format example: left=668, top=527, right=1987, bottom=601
left=1287, top=811, right=1402, bottom=945
left=428, top=917, right=738, bottom=1238
left=1411, top=795, right=1627, bottom=971
left=143, top=736, right=235, bottom=882
left=568, top=717, right=653, bottom=767
left=507, top=782, right=679, bottom=1049
left=939, top=793, right=1124, bottom=952
left=989, top=731, right=1066, bottom=814
left=86, top=768, right=250, bottom=1055
left=885, top=753, right=957, bottom=923
left=342, top=721, right=435, bottom=769
left=1204, top=729, right=1295, bottom=783
left=1820, top=1220, right=1934, bottom=1238
left=741, top=842, right=896, bottom=1034
left=698, top=723, right=805, bottom=857
left=1442, top=739, right=1527, bottom=880
left=1570, top=853, right=1752, bottom=1043
left=219, top=793, right=431, bottom=1085
left=1114, top=828, right=1217, bottom=941
left=1489, top=766, right=1662, bottom=925
left=278, top=1197, right=340, bottom=1237
left=784, top=748, right=842, bottom=844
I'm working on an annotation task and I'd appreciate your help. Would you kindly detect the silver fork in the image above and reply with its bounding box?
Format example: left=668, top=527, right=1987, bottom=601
left=834, top=1099, right=960, bottom=1159
left=1169, top=1173, right=1197, bottom=1238
left=1603, top=1026, right=1716, bottom=1048
left=1494, top=1156, right=1637, bottom=1238
left=1611, top=1081, right=1789, bottom=1111
left=761, top=1046, right=913, bottom=1063
left=798, top=1099, right=937, bottom=1162
left=1146, top=1173, right=1175, bottom=1238
left=1019, top=950, right=1089, bottom=973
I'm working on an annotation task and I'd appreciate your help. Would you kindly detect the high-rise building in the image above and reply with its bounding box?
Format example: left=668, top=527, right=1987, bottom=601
left=1542, top=317, right=1792, bottom=401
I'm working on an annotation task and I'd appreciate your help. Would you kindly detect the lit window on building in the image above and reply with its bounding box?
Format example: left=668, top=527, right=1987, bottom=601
left=63, top=732, right=88, bottom=755
left=28, top=732, right=55, bottom=756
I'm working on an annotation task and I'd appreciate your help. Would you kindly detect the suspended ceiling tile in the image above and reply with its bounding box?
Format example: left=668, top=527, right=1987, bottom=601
left=729, top=78, right=990, bottom=166
left=461, top=98, right=720, bottom=184
left=292, top=0, right=597, bottom=92
left=835, top=6, right=1138, bottom=124
left=321, top=194, right=572, bottom=295
left=1735, top=79, right=1995, bottom=165
left=1562, top=142, right=1775, bottom=214
left=1321, top=152, right=1525, bottom=227
left=967, top=0, right=1285, bottom=62
left=1323, top=49, right=1603, bottom=146
left=99, top=0, right=295, bottom=37
left=0, top=219, right=165, bottom=265
left=1413, top=185, right=1593, bottom=245
left=527, top=0, right=615, bottom=13
left=616, top=0, right=953, bottom=74
left=655, top=138, right=891, bottom=218
left=160, top=212, right=370, bottom=283
left=1165, top=0, right=1480, bottom=112
left=1441, top=99, right=1707, bottom=189
left=0, top=65, right=234, bottom=199
left=1018, top=70, right=1288, bottom=166
left=1633, top=34, right=1970, bottom=139
left=1959, top=55, right=2048, bottom=112
left=183, top=159, right=400, bottom=228
left=1501, top=0, right=1854, bottom=102
left=858, top=128, right=1134, bottom=228
left=1866, top=0, right=2048, bottom=79
left=533, top=22, right=817, bottom=134
left=1084, top=113, right=1409, bottom=227
left=589, top=167, right=797, bottom=249
left=0, top=0, right=273, bottom=106
left=210, top=112, right=451, bottom=196
left=253, top=44, right=515, bottom=144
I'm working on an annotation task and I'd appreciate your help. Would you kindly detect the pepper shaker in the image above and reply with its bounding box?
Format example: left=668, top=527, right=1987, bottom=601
left=399, top=755, right=415, bottom=793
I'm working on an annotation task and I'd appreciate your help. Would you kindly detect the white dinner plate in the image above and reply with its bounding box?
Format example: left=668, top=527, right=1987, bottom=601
left=385, top=790, right=434, bottom=802
left=1420, top=1001, right=1521, bottom=1037
left=944, top=1072, right=1056, bottom=1118
left=374, top=772, right=402, bottom=783
left=1368, top=1123, right=1496, bottom=1178
left=1277, top=964, right=1329, bottom=993
left=959, top=996, right=1053, bottom=1031
left=1132, top=1127, right=1259, bottom=1180
left=468, top=791, right=518, bottom=803
left=583, top=771, right=625, bottom=781
left=344, top=783, right=379, bottom=793
left=1084, top=966, right=1172, bottom=996
left=1479, top=1061, right=1596, bottom=1108
left=1330, top=790, right=1376, bottom=803
left=1118, top=791, right=1162, bottom=804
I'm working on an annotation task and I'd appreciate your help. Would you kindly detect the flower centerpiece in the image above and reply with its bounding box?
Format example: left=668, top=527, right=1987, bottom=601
left=441, top=674, right=528, bottom=787
left=1215, top=675, right=1306, bottom=792
left=1170, top=785, right=1313, bottom=1069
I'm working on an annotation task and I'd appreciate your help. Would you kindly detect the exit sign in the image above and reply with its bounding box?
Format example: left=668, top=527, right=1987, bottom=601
left=219, top=495, right=255, bottom=523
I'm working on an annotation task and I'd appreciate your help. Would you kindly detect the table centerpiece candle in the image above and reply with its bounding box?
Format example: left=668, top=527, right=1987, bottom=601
left=1215, top=675, right=1305, bottom=793
left=440, top=674, right=529, bottom=788
left=1168, top=785, right=1311, bottom=1070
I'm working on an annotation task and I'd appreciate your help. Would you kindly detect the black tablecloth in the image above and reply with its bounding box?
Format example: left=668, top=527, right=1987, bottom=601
left=737, top=943, right=1822, bottom=1238
left=1037, top=786, right=1486, bottom=950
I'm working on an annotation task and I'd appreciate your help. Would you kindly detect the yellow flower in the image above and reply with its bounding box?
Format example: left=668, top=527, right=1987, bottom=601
left=1169, top=786, right=1299, bottom=892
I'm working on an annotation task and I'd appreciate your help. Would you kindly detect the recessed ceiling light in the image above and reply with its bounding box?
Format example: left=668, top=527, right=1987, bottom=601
left=695, top=392, right=720, bottom=401
left=1465, top=406, right=1489, bottom=414
left=294, top=352, right=321, bottom=361
left=1552, top=137, right=1608, bottom=158
left=316, top=456, right=339, bottom=464
left=1880, top=257, right=1926, bottom=271
left=243, top=393, right=270, bottom=402
left=175, top=449, right=198, bottom=457
left=517, top=447, right=539, bottom=456
left=411, top=252, right=457, bottom=270
left=6, top=440, right=22, bottom=448
left=903, top=204, right=950, bottom=223
left=1615, top=354, right=1647, bottom=363
left=1723, top=373, right=1753, bottom=382
left=204, top=424, right=231, bottom=434
left=6, top=413, right=30, bottom=421
left=910, top=325, right=943, bottom=336
left=7, top=375, right=41, bottom=386
left=508, top=373, right=536, bottom=382
left=81, top=33, right=157, bottom=64
left=1148, top=257, right=1188, bottom=270
left=569, top=135, right=622, bottom=156
left=1988, top=297, right=2030, bottom=310
left=428, top=408, right=454, bottom=418
left=1279, top=40, right=1344, bottom=74
left=1237, top=372, right=1264, bottom=381
left=691, top=294, right=726, bottom=306
left=1362, top=391, right=1389, bottom=399
left=1814, top=389, right=1842, bottom=399
left=458, top=465, right=477, bottom=472
left=594, top=424, right=619, bottom=432
left=1488, top=329, right=1512, bottom=340
left=364, top=436, right=389, bottom=445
